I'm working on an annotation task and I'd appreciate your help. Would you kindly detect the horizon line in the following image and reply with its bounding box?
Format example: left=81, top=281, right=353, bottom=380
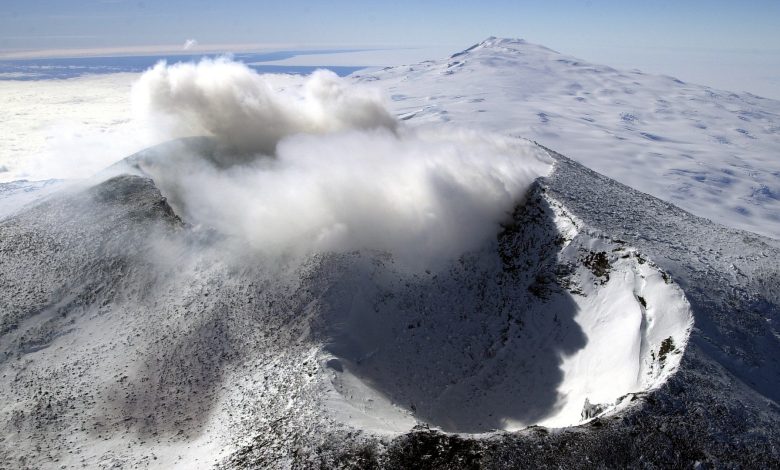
left=0, top=42, right=451, bottom=61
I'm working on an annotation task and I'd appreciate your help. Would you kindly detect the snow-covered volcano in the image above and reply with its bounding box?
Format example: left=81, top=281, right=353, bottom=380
left=0, top=140, right=693, bottom=467
left=0, top=39, right=778, bottom=469
left=361, top=37, right=780, bottom=239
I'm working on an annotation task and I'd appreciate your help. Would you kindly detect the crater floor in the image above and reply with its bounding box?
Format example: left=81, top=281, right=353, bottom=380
left=319, top=183, right=692, bottom=433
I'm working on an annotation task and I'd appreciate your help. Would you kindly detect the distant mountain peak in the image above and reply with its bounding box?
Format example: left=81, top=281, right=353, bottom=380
left=451, top=37, right=557, bottom=58
left=479, top=36, right=527, bottom=47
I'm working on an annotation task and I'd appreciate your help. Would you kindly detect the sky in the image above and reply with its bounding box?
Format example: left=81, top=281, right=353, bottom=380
left=1, top=1, right=780, bottom=97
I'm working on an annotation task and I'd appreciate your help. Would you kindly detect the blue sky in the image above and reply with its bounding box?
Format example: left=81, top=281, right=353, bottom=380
left=1, top=1, right=779, bottom=97
left=2, top=0, right=778, bottom=51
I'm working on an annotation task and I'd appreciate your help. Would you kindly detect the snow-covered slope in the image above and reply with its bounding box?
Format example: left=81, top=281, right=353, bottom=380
left=1, top=39, right=779, bottom=469
left=359, top=37, right=780, bottom=239
left=0, top=179, right=63, bottom=220
left=0, top=140, right=776, bottom=468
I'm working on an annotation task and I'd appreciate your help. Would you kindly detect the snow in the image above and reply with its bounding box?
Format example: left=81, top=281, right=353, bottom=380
left=0, top=146, right=695, bottom=468
left=359, top=37, right=780, bottom=239
left=0, top=38, right=777, bottom=467
left=321, top=187, right=693, bottom=432
left=2, top=38, right=779, bottom=240
left=0, top=178, right=63, bottom=220
left=535, top=197, right=693, bottom=428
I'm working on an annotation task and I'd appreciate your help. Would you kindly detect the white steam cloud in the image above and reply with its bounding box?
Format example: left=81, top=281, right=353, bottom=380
left=182, top=39, right=198, bottom=51
left=130, top=59, right=551, bottom=265
left=132, top=59, right=397, bottom=156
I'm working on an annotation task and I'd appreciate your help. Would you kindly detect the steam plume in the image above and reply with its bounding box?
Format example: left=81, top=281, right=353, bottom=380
left=131, top=59, right=551, bottom=266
